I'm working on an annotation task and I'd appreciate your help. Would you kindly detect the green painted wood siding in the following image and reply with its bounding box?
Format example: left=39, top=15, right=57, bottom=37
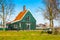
left=21, top=11, right=36, bottom=22
left=20, top=11, right=36, bottom=30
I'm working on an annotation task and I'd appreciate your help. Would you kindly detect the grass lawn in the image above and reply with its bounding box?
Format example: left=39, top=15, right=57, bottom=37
left=0, top=30, right=60, bottom=40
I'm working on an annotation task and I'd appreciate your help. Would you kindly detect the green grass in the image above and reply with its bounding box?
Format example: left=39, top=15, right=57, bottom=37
left=0, top=30, right=60, bottom=40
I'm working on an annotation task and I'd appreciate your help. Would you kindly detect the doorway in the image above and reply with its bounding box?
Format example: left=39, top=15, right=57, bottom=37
left=26, top=23, right=30, bottom=30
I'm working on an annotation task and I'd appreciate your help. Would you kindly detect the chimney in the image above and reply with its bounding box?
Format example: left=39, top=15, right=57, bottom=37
left=23, top=5, right=26, bottom=11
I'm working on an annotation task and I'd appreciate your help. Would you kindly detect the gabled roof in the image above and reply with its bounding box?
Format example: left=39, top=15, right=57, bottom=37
left=13, top=10, right=27, bottom=22
left=7, top=10, right=27, bottom=24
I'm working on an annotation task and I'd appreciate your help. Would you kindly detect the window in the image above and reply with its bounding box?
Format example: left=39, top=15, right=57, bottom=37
left=14, top=24, right=17, bottom=28
left=26, top=16, right=30, bottom=21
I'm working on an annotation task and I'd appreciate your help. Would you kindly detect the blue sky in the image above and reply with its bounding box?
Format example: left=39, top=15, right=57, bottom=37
left=10, top=0, right=59, bottom=26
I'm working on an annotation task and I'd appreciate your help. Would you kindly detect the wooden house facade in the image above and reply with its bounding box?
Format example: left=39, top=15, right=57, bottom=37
left=7, top=6, right=36, bottom=30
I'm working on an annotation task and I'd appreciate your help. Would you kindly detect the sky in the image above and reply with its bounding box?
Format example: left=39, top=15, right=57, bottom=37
left=10, top=0, right=60, bottom=26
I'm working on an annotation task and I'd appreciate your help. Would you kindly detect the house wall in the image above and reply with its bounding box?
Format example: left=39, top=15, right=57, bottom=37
left=7, top=22, right=20, bottom=30
left=20, top=22, right=36, bottom=30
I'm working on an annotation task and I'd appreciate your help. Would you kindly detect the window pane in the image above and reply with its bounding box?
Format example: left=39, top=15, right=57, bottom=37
left=26, top=16, right=30, bottom=21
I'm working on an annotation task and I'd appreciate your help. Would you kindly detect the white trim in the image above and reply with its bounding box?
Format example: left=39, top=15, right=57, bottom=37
left=26, top=23, right=31, bottom=30
left=11, top=10, right=28, bottom=23
left=19, top=23, right=21, bottom=27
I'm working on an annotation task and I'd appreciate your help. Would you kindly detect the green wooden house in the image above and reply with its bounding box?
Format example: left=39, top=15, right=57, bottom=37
left=7, top=6, right=36, bottom=30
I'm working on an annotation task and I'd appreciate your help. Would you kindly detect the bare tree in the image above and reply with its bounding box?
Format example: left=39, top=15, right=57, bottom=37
left=36, top=0, right=60, bottom=34
left=0, top=0, right=15, bottom=31
left=43, top=0, right=60, bottom=34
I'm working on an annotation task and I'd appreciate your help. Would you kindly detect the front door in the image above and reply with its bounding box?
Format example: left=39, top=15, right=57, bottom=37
left=26, top=23, right=31, bottom=30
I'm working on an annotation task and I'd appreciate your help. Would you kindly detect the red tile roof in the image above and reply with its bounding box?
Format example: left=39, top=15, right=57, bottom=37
left=13, top=10, right=27, bottom=21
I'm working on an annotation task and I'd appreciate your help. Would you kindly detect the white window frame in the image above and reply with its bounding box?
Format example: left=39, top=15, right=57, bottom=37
left=19, top=23, right=21, bottom=27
